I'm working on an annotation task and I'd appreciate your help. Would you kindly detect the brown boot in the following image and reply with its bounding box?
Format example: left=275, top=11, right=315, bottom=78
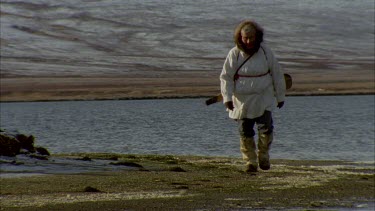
left=240, top=137, right=258, bottom=173
left=258, top=133, right=273, bottom=170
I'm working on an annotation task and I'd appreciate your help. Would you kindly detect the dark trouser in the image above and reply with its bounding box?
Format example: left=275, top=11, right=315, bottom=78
left=238, top=110, right=273, bottom=138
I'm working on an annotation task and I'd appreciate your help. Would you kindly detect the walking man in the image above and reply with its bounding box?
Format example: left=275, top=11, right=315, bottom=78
left=220, top=20, right=286, bottom=172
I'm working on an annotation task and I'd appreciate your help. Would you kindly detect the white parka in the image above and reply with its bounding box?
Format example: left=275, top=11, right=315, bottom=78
left=220, top=43, right=286, bottom=120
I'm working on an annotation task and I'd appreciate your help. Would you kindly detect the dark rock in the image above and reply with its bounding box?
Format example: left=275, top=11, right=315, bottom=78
left=108, top=156, right=118, bottom=161
left=0, top=134, right=21, bottom=156
left=16, top=134, right=35, bottom=153
left=109, top=161, right=144, bottom=168
left=15, top=134, right=28, bottom=142
left=168, top=167, right=187, bottom=172
left=76, top=156, right=92, bottom=161
left=83, top=186, right=101, bottom=192
left=0, top=132, right=51, bottom=159
left=171, top=182, right=188, bottom=185
left=175, top=186, right=189, bottom=189
left=361, top=176, right=370, bottom=180
left=35, top=146, right=51, bottom=156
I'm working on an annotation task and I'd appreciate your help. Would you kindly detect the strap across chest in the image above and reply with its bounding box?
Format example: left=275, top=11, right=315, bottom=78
left=234, top=46, right=270, bottom=81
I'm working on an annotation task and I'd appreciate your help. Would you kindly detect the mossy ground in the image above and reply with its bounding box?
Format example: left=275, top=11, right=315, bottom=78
left=1, top=153, right=374, bottom=210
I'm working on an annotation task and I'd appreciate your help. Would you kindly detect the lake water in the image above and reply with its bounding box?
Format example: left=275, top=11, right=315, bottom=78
left=1, top=95, right=374, bottom=162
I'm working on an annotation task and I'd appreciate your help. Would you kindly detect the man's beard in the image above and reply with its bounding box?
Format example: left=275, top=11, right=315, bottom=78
left=241, top=43, right=261, bottom=56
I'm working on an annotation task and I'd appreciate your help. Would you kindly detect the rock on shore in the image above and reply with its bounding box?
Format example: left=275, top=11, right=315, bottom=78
left=0, top=129, right=50, bottom=158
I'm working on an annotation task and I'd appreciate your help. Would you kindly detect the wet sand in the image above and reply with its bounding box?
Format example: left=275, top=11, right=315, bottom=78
left=0, top=153, right=374, bottom=210
left=1, top=69, right=374, bottom=102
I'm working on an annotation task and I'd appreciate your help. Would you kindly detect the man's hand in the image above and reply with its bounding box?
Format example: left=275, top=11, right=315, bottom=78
left=277, top=101, right=284, bottom=109
left=225, top=101, right=234, bottom=110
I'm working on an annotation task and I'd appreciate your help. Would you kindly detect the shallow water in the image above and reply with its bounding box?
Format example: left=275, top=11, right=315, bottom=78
left=0, top=154, right=133, bottom=177
left=1, top=95, right=374, bottom=162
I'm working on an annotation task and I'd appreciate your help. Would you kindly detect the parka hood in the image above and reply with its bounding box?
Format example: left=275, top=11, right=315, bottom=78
left=234, top=20, right=264, bottom=55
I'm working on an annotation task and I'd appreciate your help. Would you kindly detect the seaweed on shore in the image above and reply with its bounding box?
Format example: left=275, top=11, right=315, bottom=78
left=0, top=153, right=374, bottom=210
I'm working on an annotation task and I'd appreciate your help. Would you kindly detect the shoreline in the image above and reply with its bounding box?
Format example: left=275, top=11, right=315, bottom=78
left=1, top=92, right=374, bottom=103
left=1, top=153, right=374, bottom=210
left=1, top=73, right=374, bottom=102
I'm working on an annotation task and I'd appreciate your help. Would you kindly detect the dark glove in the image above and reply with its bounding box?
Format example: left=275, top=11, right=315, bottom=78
left=225, top=101, right=234, bottom=110
left=277, top=101, right=284, bottom=109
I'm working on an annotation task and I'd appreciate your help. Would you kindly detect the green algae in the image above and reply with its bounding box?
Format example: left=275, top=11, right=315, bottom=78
left=1, top=153, right=374, bottom=210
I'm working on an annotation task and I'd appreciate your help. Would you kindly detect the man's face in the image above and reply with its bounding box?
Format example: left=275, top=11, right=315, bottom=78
left=241, top=30, right=256, bottom=50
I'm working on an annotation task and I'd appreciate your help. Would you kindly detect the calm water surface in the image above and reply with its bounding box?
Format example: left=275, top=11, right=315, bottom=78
left=1, top=95, right=374, bottom=162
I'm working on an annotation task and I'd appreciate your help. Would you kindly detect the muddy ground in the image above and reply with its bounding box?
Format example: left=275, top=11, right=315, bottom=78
left=0, top=153, right=374, bottom=210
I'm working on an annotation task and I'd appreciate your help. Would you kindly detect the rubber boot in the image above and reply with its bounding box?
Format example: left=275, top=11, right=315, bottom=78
left=258, top=133, right=273, bottom=170
left=240, top=137, right=258, bottom=172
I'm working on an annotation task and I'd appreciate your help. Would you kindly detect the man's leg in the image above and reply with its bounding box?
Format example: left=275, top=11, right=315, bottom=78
left=238, top=118, right=258, bottom=172
left=256, top=111, right=274, bottom=170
